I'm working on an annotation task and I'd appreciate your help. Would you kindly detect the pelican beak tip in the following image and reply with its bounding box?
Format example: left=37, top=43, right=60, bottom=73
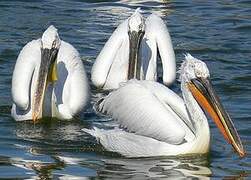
left=237, top=147, right=246, bottom=158
left=188, top=77, right=245, bottom=158
left=32, top=113, right=39, bottom=123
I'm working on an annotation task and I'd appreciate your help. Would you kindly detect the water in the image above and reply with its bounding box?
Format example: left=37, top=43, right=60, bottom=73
left=0, top=0, right=250, bottom=179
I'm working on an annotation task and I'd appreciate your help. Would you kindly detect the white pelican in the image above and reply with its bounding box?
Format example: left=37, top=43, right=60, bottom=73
left=91, top=8, right=176, bottom=89
left=83, top=54, right=245, bottom=157
left=11, top=25, right=89, bottom=121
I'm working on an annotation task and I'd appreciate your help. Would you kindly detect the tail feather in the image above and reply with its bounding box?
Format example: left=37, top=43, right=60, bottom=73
left=82, top=127, right=172, bottom=157
left=82, top=127, right=103, bottom=140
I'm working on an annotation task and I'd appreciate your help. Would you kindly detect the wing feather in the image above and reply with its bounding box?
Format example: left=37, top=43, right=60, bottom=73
left=91, top=20, right=128, bottom=88
left=12, top=39, right=41, bottom=110
left=54, top=41, right=89, bottom=118
left=83, top=127, right=193, bottom=157
left=97, top=80, right=187, bottom=145
left=83, top=127, right=169, bottom=157
left=145, top=14, right=176, bottom=86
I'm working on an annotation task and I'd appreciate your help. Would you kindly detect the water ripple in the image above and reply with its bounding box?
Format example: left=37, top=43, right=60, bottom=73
left=0, top=0, right=250, bottom=179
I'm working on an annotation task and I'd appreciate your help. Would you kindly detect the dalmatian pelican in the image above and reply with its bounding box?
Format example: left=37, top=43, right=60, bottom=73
left=91, top=8, right=176, bottom=89
left=12, top=25, right=89, bottom=121
left=84, top=54, right=245, bottom=158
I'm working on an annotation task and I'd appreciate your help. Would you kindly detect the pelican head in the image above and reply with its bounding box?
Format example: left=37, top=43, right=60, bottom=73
left=180, top=54, right=245, bottom=157
left=32, top=25, right=61, bottom=122
left=127, top=9, right=145, bottom=79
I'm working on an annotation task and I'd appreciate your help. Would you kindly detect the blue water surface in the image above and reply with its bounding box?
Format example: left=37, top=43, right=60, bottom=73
left=0, top=0, right=250, bottom=179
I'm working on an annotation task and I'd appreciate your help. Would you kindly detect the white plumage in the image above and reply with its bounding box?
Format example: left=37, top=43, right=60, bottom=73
left=11, top=26, right=89, bottom=121
left=91, top=9, right=176, bottom=90
left=84, top=79, right=208, bottom=157
left=96, top=80, right=194, bottom=144
left=84, top=54, right=244, bottom=157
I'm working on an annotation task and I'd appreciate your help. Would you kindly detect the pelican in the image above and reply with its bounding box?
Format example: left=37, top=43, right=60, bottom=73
left=91, top=8, right=176, bottom=90
left=83, top=54, right=245, bottom=157
left=11, top=25, right=89, bottom=121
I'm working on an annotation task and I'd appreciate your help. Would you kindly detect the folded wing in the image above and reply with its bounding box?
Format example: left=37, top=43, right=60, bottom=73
left=97, top=80, right=193, bottom=145
left=91, top=20, right=129, bottom=89
left=142, top=14, right=176, bottom=86
left=12, top=40, right=41, bottom=111
left=52, top=41, right=89, bottom=119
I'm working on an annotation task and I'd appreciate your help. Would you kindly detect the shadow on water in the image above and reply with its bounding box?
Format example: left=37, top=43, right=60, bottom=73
left=14, top=117, right=92, bottom=149
left=97, top=155, right=212, bottom=179
left=50, top=153, right=212, bottom=179
left=1, top=108, right=214, bottom=179
left=3, top=118, right=95, bottom=179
